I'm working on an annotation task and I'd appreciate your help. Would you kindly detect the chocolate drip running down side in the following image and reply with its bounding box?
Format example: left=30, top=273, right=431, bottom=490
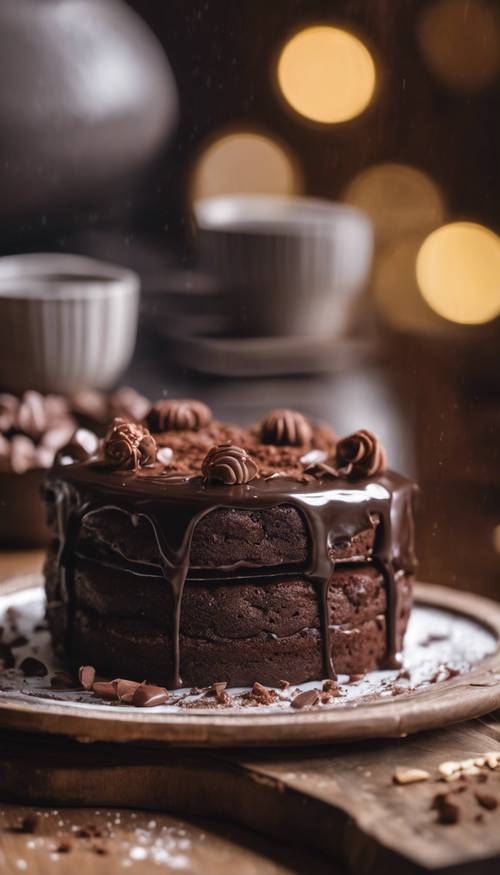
left=47, top=465, right=417, bottom=687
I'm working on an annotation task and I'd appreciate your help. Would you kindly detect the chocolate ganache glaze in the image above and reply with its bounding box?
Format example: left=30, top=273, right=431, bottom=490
left=44, top=409, right=417, bottom=689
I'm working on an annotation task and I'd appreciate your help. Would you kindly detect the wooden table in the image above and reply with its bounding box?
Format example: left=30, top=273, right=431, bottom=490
left=1, top=550, right=500, bottom=874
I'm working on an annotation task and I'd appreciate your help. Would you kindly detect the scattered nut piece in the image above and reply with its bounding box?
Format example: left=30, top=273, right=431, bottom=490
left=78, top=665, right=96, bottom=690
left=393, top=767, right=431, bottom=785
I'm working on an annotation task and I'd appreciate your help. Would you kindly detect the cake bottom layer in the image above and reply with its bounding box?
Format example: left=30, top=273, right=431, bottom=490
left=45, top=553, right=413, bottom=687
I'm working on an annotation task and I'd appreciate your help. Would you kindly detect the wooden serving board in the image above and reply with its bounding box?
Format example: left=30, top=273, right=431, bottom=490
left=0, top=576, right=499, bottom=747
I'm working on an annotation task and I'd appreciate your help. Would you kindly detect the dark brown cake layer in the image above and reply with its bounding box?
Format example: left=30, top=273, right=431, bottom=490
left=45, top=550, right=412, bottom=686
left=71, top=507, right=378, bottom=571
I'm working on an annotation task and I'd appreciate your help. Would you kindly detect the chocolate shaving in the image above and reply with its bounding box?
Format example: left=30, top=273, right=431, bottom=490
left=132, top=684, right=169, bottom=707
left=291, top=689, right=320, bottom=709
left=114, top=678, right=141, bottom=703
left=93, top=681, right=119, bottom=700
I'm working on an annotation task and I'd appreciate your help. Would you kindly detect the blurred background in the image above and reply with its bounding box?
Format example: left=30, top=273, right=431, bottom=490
left=0, top=0, right=498, bottom=597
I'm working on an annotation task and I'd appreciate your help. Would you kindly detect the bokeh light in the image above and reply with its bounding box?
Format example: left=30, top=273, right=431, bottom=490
left=373, top=234, right=449, bottom=334
left=343, top=163, right=445, bottom=247
left=191, top=131, right=301, bottom=201
left=277, top=26, right=376, bottom=123
left=416, top=223, right=500, bottom=325
left=418, top=0, right=500, bottom=93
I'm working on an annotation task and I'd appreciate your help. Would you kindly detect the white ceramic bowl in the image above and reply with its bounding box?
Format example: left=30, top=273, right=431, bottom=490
left=0, top=253, right=139, bottom=393
left=194, top=195, right=374, bottom=338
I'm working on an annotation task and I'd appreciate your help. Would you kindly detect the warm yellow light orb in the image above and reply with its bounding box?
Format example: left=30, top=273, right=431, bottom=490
left=344, top=163, right=445, bottom=246
left=277, top=26, right=376, bottom=123
left=416, top=223, right=500, bottom=325
left=191, top=131, right=301, bottom=201
left=418, top=0, right=500, bottom=93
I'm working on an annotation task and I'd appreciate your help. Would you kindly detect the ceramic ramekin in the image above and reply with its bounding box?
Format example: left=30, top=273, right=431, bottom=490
left=194, top=195, right=374, bottom=338
left=0, top=253, right=140, bottom=393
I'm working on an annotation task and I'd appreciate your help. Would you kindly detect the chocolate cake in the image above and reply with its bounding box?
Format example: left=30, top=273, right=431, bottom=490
left=43, top=402, right=417, bottom=689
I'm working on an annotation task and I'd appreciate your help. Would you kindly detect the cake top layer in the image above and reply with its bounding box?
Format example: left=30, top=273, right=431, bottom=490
left=47, top=400, right=417, bottom=578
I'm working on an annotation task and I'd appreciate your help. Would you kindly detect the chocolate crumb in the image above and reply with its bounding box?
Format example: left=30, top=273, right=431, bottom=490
left=33, top=623, right=48, bottom=632
left=8, top=814, right=40, bottom=834
left=477, top=772, right=489, bottom=784
left=475, top=791, right=498, bottom=810
left=322, top=679, right=337, bottom=692
left=19, top=657, right=47, bottom=677
left=279, top=679, right=290, bottom=690
left=475, top=813, right=485, bottom=823
left=92, top=845, right=108, bottom=855
left=348, top=674, right=365, bottom=683
left=78, top=665, right=96, bottom=690
left=291, top=689, right=320, bottom=709
left=243, top=681, right=277, bottom=706
left=56, top=839, right=72, bottom=854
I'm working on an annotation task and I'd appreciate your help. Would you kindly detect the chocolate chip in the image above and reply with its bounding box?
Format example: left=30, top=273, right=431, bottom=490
left=78, top=665, right=96, bottom=690
left=433, top=794, right=461, bottom=825
left=291, top=689, right=320, bottom=709
left=132, top=684, right=169, bottom=707
left=19, top=657, right=47, bottom=677
left=475, top=791, right=498, bottom=810
left=93, top=681, right=119, bottom=700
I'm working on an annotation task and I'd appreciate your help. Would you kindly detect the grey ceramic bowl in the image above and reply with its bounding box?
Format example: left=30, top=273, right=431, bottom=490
left=0, top=253, right=140, bottom=393
left=194, top=195, right=374, bottom=338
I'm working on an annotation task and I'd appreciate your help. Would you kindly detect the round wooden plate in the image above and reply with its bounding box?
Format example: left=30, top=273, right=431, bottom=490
left=1, top=576, right=499, bottom=747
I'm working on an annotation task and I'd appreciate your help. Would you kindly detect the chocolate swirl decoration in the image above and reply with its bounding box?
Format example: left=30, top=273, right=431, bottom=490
left=103, top=418, right=157, bottom=470
left=261, top=409, right=312, bottom=447
left=202, top=443, right=259, bottom=485
left=335, top=429, right=387, bottom=479
left=146, top=399, right=212, bottom=432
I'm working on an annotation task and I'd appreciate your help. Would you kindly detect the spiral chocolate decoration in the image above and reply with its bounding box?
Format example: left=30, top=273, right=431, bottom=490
left=335, top=429, right=387, bottom=479
left=261, top=409, right=312, bottom=447
left=202, top=443, right=259, bottom=485
left=103, top=418, right=157, bottom=470
left=146, top=399, right=212, bottom=432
